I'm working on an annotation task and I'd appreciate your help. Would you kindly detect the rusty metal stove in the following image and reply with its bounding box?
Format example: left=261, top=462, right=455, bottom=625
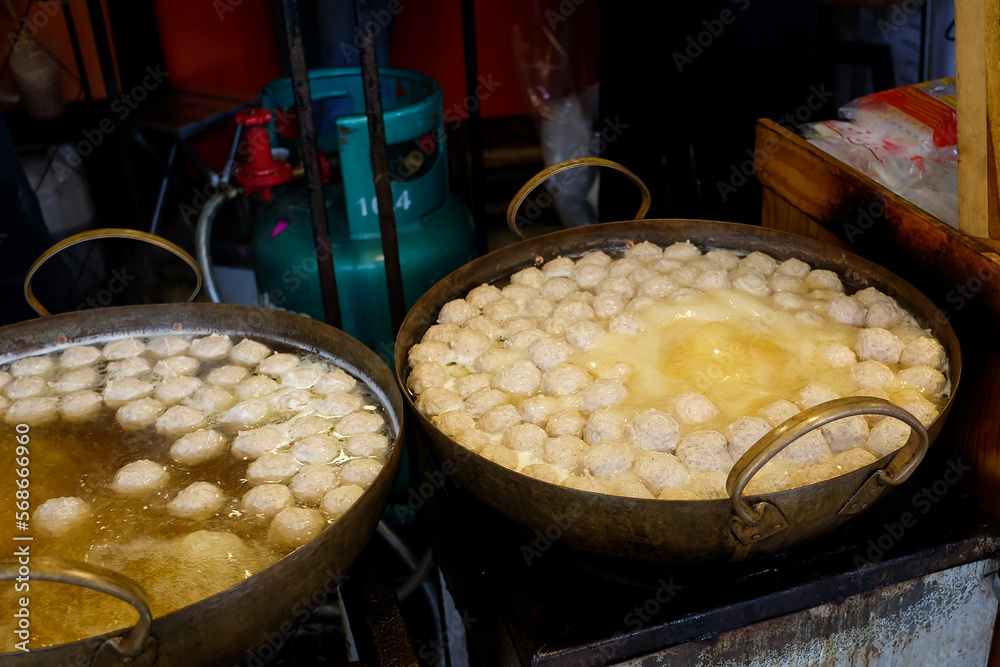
left=421, top=429, right=1000, bottom=666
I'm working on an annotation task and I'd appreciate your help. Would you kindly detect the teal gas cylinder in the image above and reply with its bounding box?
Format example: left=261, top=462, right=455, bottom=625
left=248, top=69, right=476, bottom=356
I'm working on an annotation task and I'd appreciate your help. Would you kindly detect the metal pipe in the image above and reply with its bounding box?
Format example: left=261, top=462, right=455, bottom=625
left=281, top=0, right=343, bottom=329
left=460, top=0, right=487, bottom=255
left=195, top=191, right=235, bottom=303
left=355, top=0, right=407, bottom=337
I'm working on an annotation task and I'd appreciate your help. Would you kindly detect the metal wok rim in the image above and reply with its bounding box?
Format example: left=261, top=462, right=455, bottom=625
left=0, top=303, right=404, bottom=659
left=393, top=219, right=961, bottom=560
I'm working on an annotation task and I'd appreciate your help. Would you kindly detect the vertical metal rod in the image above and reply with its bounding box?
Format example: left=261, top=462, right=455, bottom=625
left=281, top=0, right=343, bottom=329
left=355, top=0, right=407, bottom=337
left=460, top=0, right=487, bottom=255
left=85, top=0, right=143, bottom=228
left=61, top=0, right=92, bottom=102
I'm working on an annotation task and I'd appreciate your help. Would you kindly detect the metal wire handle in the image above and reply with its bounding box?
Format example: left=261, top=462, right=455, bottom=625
left=727, top=396, right=930, bottom=527
left=0, top=556, right=156, bottom=661
left=505, top=157, right=652, bottom=240
left=24, top=228, right=204, bottom=316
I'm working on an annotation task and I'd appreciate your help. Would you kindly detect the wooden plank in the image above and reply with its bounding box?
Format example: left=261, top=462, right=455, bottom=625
left=761, top=188, right=851, bottom=250
left=754, top=119, right=1000, bottom=320
left=954, top=0, right=1000, bottom=238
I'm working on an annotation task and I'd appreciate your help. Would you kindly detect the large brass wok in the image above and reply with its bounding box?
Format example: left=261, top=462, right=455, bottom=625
left=394, top=219, right=960, bottom=564
left=0, top=303, right=404, bottom=666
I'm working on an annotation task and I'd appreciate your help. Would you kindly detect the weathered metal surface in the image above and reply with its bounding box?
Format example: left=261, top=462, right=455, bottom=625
left=623, top=559, right=1000, bottom=666
left=394, top=219, right=962, bottom=565
left=0, top=303, right=404, bottom=667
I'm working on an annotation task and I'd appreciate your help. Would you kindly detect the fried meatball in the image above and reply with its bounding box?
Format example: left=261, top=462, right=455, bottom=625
left=901, top=400, right=938, bottom=427
left=623, top=240, right=662, bottom=263
left=583, top=441, right=634, bottom=476
left=287, top=415, right=333, bottom=440
left=438, top=298, right=480, bottom=325
left=167, top=482, right=224, bottom=521
left=612, top=480, right=655, bottom=499
left=58, top=390, right=103, bottom=423
left=663, top=241, right=701, bottom=262
left=546, top=409, right=586, bottom=437
left=241, top=484, right=294, bottom=519
left=11, top=356, right=56, bottom=377
left=731, top=273, right=770, bottom=297
left=690, top=470, right=729, bottom=499
left=431, top=411, right=475, bottom=438
left=116, top=398, right=166, bottom=430
left=247, top=453, right=302, bottom=484
left=833, top=448, right=878, bottom=472
left=347, top=432, right=389, bottom=458
left=899, top=336, right=947, bottom=371
left=675, top=430, right=731, bottom=472
left=478, top=404, right=521, bottom=433
left=745, top=467, right=794, bottom=495
left=493, top=359, right=542, bottom=395
left=184, top=385, right=236, bottom=413
left=627, top=409, right=682, bottom=453
left=290, top=434, right=341, bottom=465
left=466, top=283, right=504, bottom=310
left=525, top=297, right=555, bottom=319
left=105, top=357, right=152, bottom=379
left=599, top=276, right=637, bottom=300
left=5, top=376, right=46, bottom=399
left=318, top=391, right=365, bottom=416
left=60, top=346, right=101, bottom=368
left=229, top=338, right=272, bottom=366
left=725, top=416, right=773, bottom=460
left=634, top=451, right=689, bottom=493
left=281, top=365, right=324, bottom=389
left=590, top=291, right=626, bottom=319
left=519, top=395, right=556, bottom=425
left=583, top=409, right=626, bottom=445
left=451, top=329, right=493, bottom=365
left=189, top=334, right=232, bottom=361
left=102, top=338, right=146, bottom=360
left=755, top=399, right=801, bottom=427
left=865, top=301, right=905, bottom=329
left=543, top=434, right=586, bottom=470
left=6, top=397, right=58, bottom=425
left=336, top=411, right=385, bottom=435
left=740, top=251, right=778, bottom=276
left=804, top=269, right=843, bottom=292
left=773, top=292, right=803, bottom=310
left=563, top=322, right=603, bottom=352
left=103, top=377, right=154, bottom=408
left=314, top=368, right=358, bottom=395
left=581, top=379, right=626, bottom=412
left=465, top=316, right=500, bottom=338
left=218, top=399, right=270, bottom=428
left=258, top=352, right=300, bottom=376
left=821, top=416, right=870, bottom=453
left=171, top=429, right=227, bottom=466
left=850, top=361, right=894, bottom=389
left=269, top=507, right=325, bottom=547
left=235, top=375, right=280, bottom=400
left=694, top=269, right=731, bottom=290
left=154, top=376, right=203, bottom=403
left=855, top=328, right=903, bottom=364
left=670, top=392, right=719, bottom=424
left=453, top=373, right=491, bottom=399
left=144, top=336, right=189, bottom=358
left=776, top=430, right=831, bottom=465
left=454, top=428, right=491, bottom=452
left=290, top=465, right=339, bottom=505
left=609, top=312, right=645, bottom=336
left=111, top=459, right=169, bottom=497
left=321, top=485, right=365, bottom=518
left=502, top=423, right=547, bottom=453
left=865, top=418, right=911, bottom=458
left=479, top=443, right=518, bottom=469
left=153, top=356, right=200, bottom=378
left=34, top=497, right=91, bottom=537
left=638, top=275, right=679, bottom=298
left=798, top=383, right=840, bottom=409
left=482, top=298, right=519, bottom=323
left=768, top=273, right=807, bottom=294
left=415, top=387, right=463, bottom=416
left=521, top=463, right=560, bottom=484
left=827, top=295, right=867, bottom=326
left=528, top=339, right=571, bottom=372
left=206, top=365, right=249, bottom=386
left=897, top=365, right=948, bottom=396
left=156, top=405, right=206, bottom=436
left=820, top=344, right=856, bottom=368
left=271, top=389, right=316, bottom=413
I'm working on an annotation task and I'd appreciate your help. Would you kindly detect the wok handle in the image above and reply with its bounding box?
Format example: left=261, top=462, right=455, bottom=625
left=24, top=228, right=204, bottom=317
left=0, top=556, right=157, bottom=663
left=726, top=397, right=930, bottom=529
left=506, top=157, right=652, bottom=240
